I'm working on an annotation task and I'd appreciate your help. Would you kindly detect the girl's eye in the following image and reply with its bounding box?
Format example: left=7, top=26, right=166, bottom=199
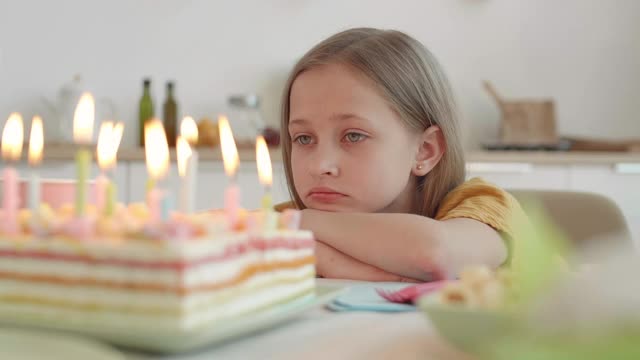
left=344, top=132, right=367, bottom=143
left=294, top=135, right=313, bottom=145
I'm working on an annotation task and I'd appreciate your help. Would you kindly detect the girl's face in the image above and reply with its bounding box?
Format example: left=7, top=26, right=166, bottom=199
left=288, top=63, right=420, bottom=213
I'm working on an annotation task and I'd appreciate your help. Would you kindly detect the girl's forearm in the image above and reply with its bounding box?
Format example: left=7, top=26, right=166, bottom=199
left=315, top=240, right=421, bottom=282
left=303, top=210, right=447, bottom=281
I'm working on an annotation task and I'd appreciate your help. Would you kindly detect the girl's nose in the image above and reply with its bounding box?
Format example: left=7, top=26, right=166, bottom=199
left=318, top=163, right=339, bottom=177
left=309, top=145, right=340, bottom=178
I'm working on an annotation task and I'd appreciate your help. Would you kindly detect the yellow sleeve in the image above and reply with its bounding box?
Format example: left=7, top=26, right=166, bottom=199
left=435, top=178, right=527, bottom=264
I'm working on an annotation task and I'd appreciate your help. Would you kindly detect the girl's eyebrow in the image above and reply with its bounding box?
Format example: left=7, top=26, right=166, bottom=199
left=289, top=118, right=308, bottom=126
left=330, top=113, right=370, bottom=123
left=289, top=113, right=370, bottom=127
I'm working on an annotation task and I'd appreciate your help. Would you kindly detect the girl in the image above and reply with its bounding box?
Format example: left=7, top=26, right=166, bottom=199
left=276, top=28, right=523, bottom=282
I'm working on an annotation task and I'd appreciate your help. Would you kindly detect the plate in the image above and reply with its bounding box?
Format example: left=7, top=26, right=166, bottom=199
left=0, top=328, right=125, bottom=360
left=0, top=285, right=346, bottom=354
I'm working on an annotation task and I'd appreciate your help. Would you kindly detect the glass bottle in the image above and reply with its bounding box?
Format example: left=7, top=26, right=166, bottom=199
left=163, top=81, right=177, bottom=147
left=138, top=78, right=154, bottom=147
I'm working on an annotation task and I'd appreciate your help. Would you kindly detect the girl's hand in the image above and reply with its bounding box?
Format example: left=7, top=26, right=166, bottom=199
left=315, top=240, right=420, bottom=283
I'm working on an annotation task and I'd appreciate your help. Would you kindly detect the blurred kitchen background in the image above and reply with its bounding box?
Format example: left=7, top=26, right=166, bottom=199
left=0, top=0, right=639, bottom=243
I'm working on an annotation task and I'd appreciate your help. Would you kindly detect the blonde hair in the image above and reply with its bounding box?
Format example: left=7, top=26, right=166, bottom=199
left=280, top=28, right=466, bottom=218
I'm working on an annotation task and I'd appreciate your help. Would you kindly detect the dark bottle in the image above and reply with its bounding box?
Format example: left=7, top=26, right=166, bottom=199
left=138, top=78, right=154, bottom=147
left=163, top=81, right=178, bottom=147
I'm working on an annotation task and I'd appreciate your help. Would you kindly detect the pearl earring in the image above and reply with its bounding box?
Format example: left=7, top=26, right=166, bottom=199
left=417, top=165, right=423, bottom=170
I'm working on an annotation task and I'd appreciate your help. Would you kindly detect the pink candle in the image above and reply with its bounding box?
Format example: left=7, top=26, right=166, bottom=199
left=95, top=173, right=108, bottom=214
left=2, top=167, right=19, bottom=235
left=1, top=113, right=24, bottom=235
left=224, top=183, right=241, bottom=227
left=148, top=187, right=162, bottom=223
left=281, top=209, right=302, bottom=230
left=218, top=116, right=241, bottom=229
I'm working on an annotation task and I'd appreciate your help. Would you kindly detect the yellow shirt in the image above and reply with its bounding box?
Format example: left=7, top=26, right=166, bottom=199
left=276, top=177, right=525, bottom=263
left=435, top=177, right=526, bottom=265
left=435, top=177, right=523, bottom=240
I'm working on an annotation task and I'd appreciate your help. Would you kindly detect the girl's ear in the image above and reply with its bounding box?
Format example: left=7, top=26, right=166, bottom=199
left=412, top=125, right=446, bottom=176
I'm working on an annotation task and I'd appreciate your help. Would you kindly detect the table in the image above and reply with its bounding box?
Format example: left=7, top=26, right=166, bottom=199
left=123, top=279, right=472, bottom=360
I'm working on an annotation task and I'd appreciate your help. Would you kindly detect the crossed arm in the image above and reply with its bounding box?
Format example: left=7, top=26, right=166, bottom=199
left=302, top=210, right=507, bottom=282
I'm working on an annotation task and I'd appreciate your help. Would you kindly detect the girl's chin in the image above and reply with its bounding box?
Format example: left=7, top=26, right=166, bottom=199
left=307, top=205, right=345, bottom=212
left=305, top=203, right=364, bottom=213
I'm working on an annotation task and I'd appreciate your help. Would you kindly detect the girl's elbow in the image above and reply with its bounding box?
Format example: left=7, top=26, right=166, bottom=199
left=413, top=223, right=451, bottom=281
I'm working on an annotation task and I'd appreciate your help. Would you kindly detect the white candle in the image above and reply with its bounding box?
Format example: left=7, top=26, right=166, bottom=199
left=28, top=171, right=40, bottom=212
left=177, top=136, right=194, bottom=213
left=188, top=150, right=198, bottom=210
left=179, top=117, right=199, bottom=213
left=28, top=116, right=43, bottom=213
left=144, top=119, right=170, bottom=222
left=256, top=135, right=273, bottom=210
left=96, top=121, right=123, bottom=216
left=256, top=135, right=277, bottom=231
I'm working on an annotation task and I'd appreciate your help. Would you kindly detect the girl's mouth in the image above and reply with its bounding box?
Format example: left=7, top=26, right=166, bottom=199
left=307, top=187, right=347, bottom=203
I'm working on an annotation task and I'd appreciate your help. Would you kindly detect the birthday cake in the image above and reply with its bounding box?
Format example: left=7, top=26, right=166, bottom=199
left=0, top=206, right=315, bottom=332
left=0, top=100, right=314, bottom=339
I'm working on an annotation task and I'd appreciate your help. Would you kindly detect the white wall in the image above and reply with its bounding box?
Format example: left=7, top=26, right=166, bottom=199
left=1, top=0, right=638, bottom=149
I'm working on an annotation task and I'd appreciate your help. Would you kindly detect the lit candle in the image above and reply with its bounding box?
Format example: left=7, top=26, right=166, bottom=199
left=180, top=116, right=198, bottom=213
left=73, top=93, right=95, bottom=217
left=95, top=122, right=112, bottom=214
left=218, top=115, right=240, bottom=228
left=96, top=121, right=123, bottom=217
left=256, top=135, right=273, bottom=210
left=177, top=136, right=193, bottom=213
left=108, top=122, right=123, bottom=216
left=28, top=116, right=43, bottom=214
left=144, top=119, right=170, bottom=222
left=256, top=135, right=277, bottom=230
left=1, top=113, right=24, bottom=235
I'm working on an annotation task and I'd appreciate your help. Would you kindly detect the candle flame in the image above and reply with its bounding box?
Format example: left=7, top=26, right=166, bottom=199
left=1, top=112, right=24, bottom=161
left=256, top=135, right=272, bottom=186
left=180, top=116, right=198, bottom=146
left=144, top=119, right=169, bottom=180
left=177, top=136, right=192, bottom=177
left=73, top=92, right=95, bottom=144
left=97, top=121, right=116, bottom=170
left=112, top=122, right=124, bottom=152
left=28, top=115, right=44, bottom=165
left=218, top=115, right=239, bottom=177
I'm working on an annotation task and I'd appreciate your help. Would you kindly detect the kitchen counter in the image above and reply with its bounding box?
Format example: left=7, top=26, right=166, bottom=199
left=35, top=144, right=640, bottom=164
left=466, top=150, right=640, bottom=164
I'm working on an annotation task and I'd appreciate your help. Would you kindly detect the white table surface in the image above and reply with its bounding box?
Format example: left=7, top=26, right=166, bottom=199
left=122, top=279, right=473, bottom=360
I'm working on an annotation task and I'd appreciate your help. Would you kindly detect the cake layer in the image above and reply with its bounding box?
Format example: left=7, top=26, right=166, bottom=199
left=0, top=248, right=314, bottom=288
left=0, top=225, right=317, bottom=332
left=0, top=233, right=314, bottom=266
left=0, top=277, right=315, bottom=331
left=0, top=231, right=314, bottom=264
left=0, top=265, right=314, bottom=311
